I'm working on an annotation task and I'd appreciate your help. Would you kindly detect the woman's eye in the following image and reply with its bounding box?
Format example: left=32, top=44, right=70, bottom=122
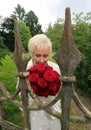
left=43, top=54, right=49, bottom=58
left=35, top=54, right=49, bottom=58
left=35, top=54, right=41, bottom=58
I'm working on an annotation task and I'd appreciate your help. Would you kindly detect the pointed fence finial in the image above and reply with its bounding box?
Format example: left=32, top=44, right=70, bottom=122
left=53, top=7, right=84, bottom=76
left=13, top=20, right=27, bottom=72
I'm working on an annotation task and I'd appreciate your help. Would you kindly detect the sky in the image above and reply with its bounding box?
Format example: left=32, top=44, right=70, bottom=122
left=0, top=0, right=91, bottom=31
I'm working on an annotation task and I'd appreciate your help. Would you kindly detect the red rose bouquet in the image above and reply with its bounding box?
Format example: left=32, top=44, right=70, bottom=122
left=27, top=63, right=62, bottom=97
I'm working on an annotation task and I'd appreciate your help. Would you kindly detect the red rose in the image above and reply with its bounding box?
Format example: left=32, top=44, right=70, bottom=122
left=39, top=88, right=49, bottom=97
left=50, top=90, right=57, bottom=96
left=31, top=83, right=39, bottom=94
left=52, top=70, right=60, bottom=80
left=49, top=82, right=57, bottom=91
left=37, top=78, right=47, bottom=88
left=36, top=63, right=46, bottom=73
left=27, top=65, right=37, bottom=73
left=46, top=65, right=53, bottom=71
left=56, top=79, right=62, bottom=90
left=43, top=70, right=56, bottom=82
left=28, top=73, right=39, bottom=82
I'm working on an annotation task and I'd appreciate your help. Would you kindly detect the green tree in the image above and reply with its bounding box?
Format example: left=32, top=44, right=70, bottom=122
left=0, top=4, right=43, bottom=52
left=18, top=20, right=31, bottom=50
left=45, top=18, right=64, bottom=51
left=24, top=10, right=43, bottom=36
left=0, top=17, right=31, bottom=52
left=0, top=36, right=10, bottom=63
left=13, top=4, right=26, bottom=20
left=0, top=36, right=6, bottom=50
left=12, top=4, right=43, bottom=36
left=0, top=17, right=14, bottom=51
left=72, top=12, right=91, bottom=95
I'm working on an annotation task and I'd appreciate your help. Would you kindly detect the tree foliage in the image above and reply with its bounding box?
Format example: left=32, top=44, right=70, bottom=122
left=0, top=36, right=8, bottom=50
left=72, top=12, right=91, bottom=95
left=45, top=18, right=64, bottom=51
left=0, top=17, right=14, bottom=51
left=0, top=55, right=23, bottom=126
left=13, top=4, right=26, bottom=20
left=13, top=4, right=43, bottom=36
left=0, top=4, right=43, bottom=52
left=18, top=20, right=31, bottom=50
left=24, top=10, right=43, bottom=36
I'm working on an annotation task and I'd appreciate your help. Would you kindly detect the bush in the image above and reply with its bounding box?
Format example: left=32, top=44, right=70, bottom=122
left=0, top=50, right=11, bottom=65
left=0, top=55, right=23, bottom=127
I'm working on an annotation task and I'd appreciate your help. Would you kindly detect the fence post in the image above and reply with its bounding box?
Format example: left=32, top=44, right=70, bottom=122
left=0, top=101, right=7, bottom=130
left=54, top=7, right=84, bottom=130
left=13, top=20, right=31, bottom=130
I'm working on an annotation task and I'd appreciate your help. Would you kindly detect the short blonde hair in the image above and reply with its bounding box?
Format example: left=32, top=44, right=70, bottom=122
left=28, top=34, right=52, bottom=56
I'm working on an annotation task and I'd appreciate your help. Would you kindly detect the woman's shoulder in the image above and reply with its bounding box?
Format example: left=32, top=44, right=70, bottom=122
left=47, top=61, right=61, bottom=74
left=26, top=59, right=33, bottom=70
left=48, top=61, right=59, bottom=67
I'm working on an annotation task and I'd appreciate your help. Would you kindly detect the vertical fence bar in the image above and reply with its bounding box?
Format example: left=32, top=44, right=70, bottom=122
left=54, top=7, right=84, bottom=130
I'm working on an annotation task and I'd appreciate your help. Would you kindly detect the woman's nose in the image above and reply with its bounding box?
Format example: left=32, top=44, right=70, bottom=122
left=40, top=57, right=45, bottom=63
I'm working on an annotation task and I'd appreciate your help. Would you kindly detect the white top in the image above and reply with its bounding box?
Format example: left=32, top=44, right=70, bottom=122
left=27, top=59, right=61, bottom=130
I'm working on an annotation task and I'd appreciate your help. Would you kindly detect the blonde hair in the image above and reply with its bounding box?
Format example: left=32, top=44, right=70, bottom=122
left=28, top=34, right=52, bottom=56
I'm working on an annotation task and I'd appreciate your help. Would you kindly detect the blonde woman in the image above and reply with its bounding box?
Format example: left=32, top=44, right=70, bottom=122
left=27, top=34, right=61, bottom=130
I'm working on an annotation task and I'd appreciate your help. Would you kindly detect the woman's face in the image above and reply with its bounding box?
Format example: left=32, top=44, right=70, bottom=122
left=33, top=47, right=50, bottom=64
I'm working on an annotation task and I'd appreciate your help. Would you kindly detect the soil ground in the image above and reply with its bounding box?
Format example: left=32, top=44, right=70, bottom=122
left=69, top=87, right=91, bottom=130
